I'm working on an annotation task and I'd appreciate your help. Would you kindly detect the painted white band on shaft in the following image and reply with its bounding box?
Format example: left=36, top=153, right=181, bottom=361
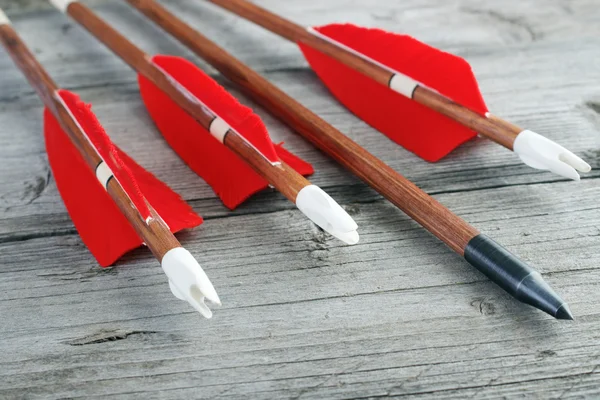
left=0, top=9, right=10, bottom=25
left=95, top=161, right=114, bottom=189
left=208, top=117, right=230, bottom=143
left=49, top=0, right=75, bottom=12
left=389, top=74, right=419, bottom=98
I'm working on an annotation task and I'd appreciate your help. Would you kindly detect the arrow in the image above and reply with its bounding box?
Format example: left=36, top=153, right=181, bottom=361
left=49, top=0, right=359, bottom=245
left=0, top=9, right=220, bottom=318
left=120, top=0, right=573, bottom=320
left=206, top=0, right=591, bottom=181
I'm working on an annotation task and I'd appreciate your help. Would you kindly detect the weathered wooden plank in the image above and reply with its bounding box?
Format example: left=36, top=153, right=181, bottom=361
left=1, top=179, right=599, bottom=398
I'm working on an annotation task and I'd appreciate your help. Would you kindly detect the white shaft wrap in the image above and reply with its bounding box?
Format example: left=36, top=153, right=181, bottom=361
left=0, top=9, right=10, bottom=25
left=49, top=0, right=75, bottom=12
left=513, top=129, right=591, bottom=180
left=389, top=74, right=419, bottom=98
left=208, top=117, right=230, bottom=143
left=95, top=161, right=114, bottom=189
left=296, top=185, right=359, bottom=245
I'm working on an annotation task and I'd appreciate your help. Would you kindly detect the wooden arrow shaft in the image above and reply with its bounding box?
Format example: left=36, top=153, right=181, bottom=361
left=0, top=23, right=180, bottom=261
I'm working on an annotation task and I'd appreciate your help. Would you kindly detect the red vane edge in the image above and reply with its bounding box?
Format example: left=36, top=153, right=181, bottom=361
left=138, top=55, right=313, bottom=209
left=300, top=23, right=489, bottom=162
left=44, top=94, right=202, bottom=267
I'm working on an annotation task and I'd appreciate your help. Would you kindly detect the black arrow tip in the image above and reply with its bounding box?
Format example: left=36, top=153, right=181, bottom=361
left=555, top=303, right=574, bottom=320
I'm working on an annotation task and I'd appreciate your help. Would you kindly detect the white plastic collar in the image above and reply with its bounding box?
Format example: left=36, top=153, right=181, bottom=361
left=513, top=130, right=591, bottom=180
left=296, top=185, right=359, bottom=245
left=49, top=0, right=76, bottom=12
left=389, top=74, right=419, bottom=98
left=208, top=117, right=230, bottom=143
left=95, top=162, right=113, bottom=189
left=161, top=247, right=221, bottom=318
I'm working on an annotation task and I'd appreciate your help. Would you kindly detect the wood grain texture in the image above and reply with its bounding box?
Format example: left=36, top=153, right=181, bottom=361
left=413, top=86, right=519, bottom=149
left=1, top=0, right=600, bottom=398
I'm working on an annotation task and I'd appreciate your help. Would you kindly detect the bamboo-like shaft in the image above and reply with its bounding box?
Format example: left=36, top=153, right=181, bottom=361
left=125, top=0, right=480, bottom=254
left=0, top=23, right=180, bottom=261
left=206, top=0, right=523, bottom=150
left=65, top=1, right=309, bottom=204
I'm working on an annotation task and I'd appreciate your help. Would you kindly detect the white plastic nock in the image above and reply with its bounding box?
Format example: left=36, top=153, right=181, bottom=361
left=296, top=185, right=359, bottom=245
left=161, top=247, right=221, bottom=319
left=49, top=0, right=76, bottom=12
left=0, top=8, right=10, bottom=25
left=513, top=130, right=591, bottom=181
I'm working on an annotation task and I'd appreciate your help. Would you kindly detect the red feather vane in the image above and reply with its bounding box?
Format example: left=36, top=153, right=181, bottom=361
left=299, top=24, right=488, bottom=162
left=46, top=90, right=202, bottom=267
left=139, top=55, right=313, bottom=210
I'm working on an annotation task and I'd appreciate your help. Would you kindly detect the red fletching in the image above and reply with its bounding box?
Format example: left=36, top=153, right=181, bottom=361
left=57, top=89, right=152, bottom=221
left=44, top=97, right=202, bottom=267
left=298, top=24, right=488, bottom=162
left=138, top=55, right=313, bottom=209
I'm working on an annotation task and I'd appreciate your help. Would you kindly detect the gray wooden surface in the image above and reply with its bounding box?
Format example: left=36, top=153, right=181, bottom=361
left=1, top=0, right=600, bottom=398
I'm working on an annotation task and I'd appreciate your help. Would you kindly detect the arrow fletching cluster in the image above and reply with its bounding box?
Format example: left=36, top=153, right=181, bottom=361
left=139, top=55, right=314, bottom=209
left=299, top=24, right=489, bottom=162
left=45, top=89, right=202, bottom=266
